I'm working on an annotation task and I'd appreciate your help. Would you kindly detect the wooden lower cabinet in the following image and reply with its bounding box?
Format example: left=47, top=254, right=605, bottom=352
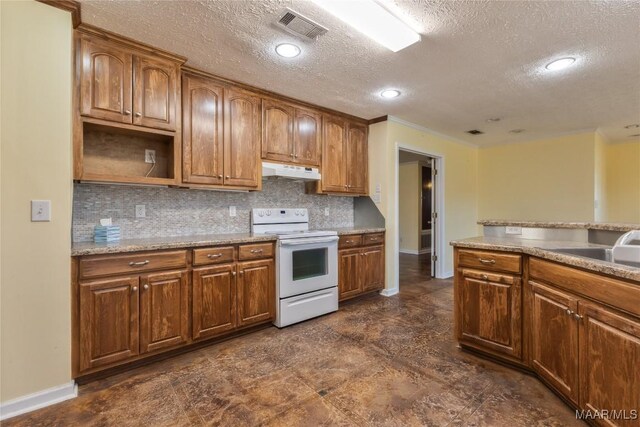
left=339, top=248, right=362, bottom=300
left=192, top=264, right=237, bottom=340
left=362, top=245, right=385, bottom=292
left=79, top=276, right=139, bottom=372
left=458, top=269, right=522, bottom=360
left=579, top=302, right=640, bottom=427
left=237, top=259, right=275, bottom=327
left=139, top=270, right=189, bottom=354
left=338, top=234, right=385, bottom=301
left=530, top=281, right=580, bottom=405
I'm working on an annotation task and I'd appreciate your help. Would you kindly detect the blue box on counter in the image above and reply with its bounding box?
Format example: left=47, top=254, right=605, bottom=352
left=94, top=225, right=121, bottom=243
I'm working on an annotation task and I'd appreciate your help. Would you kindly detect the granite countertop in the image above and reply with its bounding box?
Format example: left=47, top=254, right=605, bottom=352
left=478, top=220, right=639, bottom=232
left=71, top=227, right=387, bottom=256
left=451, top=236, right=640, bottom=282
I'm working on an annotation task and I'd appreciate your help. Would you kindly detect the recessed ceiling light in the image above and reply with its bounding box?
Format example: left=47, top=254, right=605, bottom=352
left=380, top=89, right=401, bottom=99
left=311, top=0, right=420, bottom=52
left=545, top=57, right=576, bottom=71
left=630, top=134, right=640, bottom=138
left=624, top=124, right=640, bottom=129
left=486, top=118, right=501, bottom=123
left=509, top=129, right=526, bottom=134
left=275, top=43, right=301, bottom=58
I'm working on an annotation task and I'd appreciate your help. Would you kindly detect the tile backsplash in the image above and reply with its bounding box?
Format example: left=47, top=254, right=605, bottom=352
left=72, top=179, right=354, bottom=242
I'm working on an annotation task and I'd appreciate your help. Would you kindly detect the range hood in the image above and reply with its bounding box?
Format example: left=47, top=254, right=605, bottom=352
left=262, top=162, right=321, bottom=181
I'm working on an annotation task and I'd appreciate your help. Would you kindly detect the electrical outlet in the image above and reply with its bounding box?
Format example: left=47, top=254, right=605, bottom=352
left=229, top=206, right=237, bottom=217
left=31, top=200, right=51, bottom=222
left=505, top=226, right=522, bottom=235
left=324, top=207, right=330, bottom=216
left=145, top=149, right=156, bottom=164
left=135, top=205, right=146, bottom=218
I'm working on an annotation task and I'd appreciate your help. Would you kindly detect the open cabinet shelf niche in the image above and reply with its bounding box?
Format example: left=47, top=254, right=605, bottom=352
left=80, top=121, right=176, bottom=186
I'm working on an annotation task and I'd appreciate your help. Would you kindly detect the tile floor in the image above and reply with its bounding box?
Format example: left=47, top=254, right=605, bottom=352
left=5, top=261, right=584, bottom=426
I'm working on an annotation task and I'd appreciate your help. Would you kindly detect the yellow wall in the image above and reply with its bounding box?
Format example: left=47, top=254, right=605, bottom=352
left=605, top=141, right=640, bottom=223
left=398, top=162, right=420, bottom=252
left=594, top=132, right=607, bottom=221
left=369, top=120, right=479, bottom=284
left=478, top=132, right=596, bottom=222
left=1, top=1, right=73, bottom=402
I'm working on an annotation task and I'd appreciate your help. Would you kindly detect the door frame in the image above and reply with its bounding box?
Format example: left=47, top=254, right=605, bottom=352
left=395, top=143, right=446, bottom=282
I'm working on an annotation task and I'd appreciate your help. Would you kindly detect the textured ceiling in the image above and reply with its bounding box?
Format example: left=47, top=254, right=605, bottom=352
left=79, top=0, right=640, bottom=146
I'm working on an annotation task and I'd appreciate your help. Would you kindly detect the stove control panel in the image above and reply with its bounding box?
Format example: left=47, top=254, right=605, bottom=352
left=251, top=208, right=309, bottom=225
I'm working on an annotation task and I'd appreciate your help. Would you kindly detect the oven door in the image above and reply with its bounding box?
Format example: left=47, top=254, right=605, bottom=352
left=278, top=236, right=338, bottom=299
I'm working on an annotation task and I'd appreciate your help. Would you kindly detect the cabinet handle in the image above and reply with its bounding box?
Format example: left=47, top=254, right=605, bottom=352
left=135, top=112, right=142, bottom=117
left=290, top=153, right=294, bottom=157
left=218, top=175, right=223, bottom=179
left=345, top=240, right=353, bottom=243
left=481, top=274, right=488, bottom=280
left=370, top=237, right=378, bottom=241
left=124, top=110, right=131, bottom=115
left=232, top=271, right=236, bottom=276
left=360, top=253, right=365, bottom=256
left=132, top=286, right=138, bottom=292
left=143, top=284, right=149, bottom=290
left=250, top=249, right=263, bottom=254
left=207, top=253, right=223, bottom=259
left=566, top=309, right=573, bottom=315
left=344, top=185, right=348, bottom=188
left=129, top=260, right=149, bottom=267
left=239, top=271, right=244, bottom=275
left=294, top=155, right=298, bottom=158
left=574, top=313, right=583, bottom=321
left=478, top=258, right=496, bottom=265
left=225, top=176, right=230, bottom=179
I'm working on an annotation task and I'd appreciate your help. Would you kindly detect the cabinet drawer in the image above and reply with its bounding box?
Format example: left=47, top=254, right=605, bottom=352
left=339, top=235, right=362, bottom=248
left=238, top=243, right=274, bottom=260
left=362, top=233, right=384, bottom=246
left=193, top=246, right=235, bottom=266
left=79, top=250, right=187, bottom=279
left=457, top=249, right=521, bottom=274
left=462, top=269, right=515, bottom=285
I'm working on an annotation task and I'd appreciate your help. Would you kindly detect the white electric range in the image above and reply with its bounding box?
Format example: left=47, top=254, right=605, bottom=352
left=251, top=208, right=338, bottom=327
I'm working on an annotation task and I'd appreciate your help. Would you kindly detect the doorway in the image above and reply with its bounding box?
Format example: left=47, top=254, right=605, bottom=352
left=398, top=150, right=437, bottom=283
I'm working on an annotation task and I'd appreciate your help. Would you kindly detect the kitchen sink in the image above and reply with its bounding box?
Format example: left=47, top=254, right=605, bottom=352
left=549, top=247, right=613, bottom=262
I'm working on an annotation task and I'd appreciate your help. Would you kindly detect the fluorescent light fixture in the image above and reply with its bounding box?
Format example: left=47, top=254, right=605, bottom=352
left=275, top=43, right=301, bottom=58
left=311, top=0, right=421, bottom=52
left=380, top=89, right=401, bottom=98
left=545, top=57, right=576, bottom=71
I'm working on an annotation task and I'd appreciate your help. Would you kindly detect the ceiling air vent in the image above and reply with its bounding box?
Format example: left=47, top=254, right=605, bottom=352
left=466, top=130, right=484, bottom=135
left=276, top=9, right=328, bottom=41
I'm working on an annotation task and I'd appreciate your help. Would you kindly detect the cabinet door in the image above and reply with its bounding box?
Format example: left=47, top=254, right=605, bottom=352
left=579, top=302, right=640, bottom=426
left=530, top=281, right=579, bottom=405
left=262, top=99, right=294, bottom=163
left=224, top=88, right=261, bottom=188
left=294, top=108, right=321, bottom=166
left=139, top=270, right=189, bottom=354
left=237, top=259, right=275, bottom=327
left=192, top=264, right=237, bottom=340
left=362, top=245, right=385, bottom=292
left=132, top=54, right=178, bottom=131
left=339, top=248, right=362, bottom=300
left=346, top=122, right=368, bottom=194
left=182, top=75, right=224, bottom=185
left=79, top=276, right=139, bottom=371
left=321, top=115, right=347, bottom=192
left=459, top=270, right=522, bottom=359
left=80, top=37, right=133, bottom=123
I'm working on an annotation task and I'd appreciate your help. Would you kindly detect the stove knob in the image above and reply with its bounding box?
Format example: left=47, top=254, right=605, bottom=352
left=258, top=210, right=264, bottom=217
left=266, top=210, right=271, bottom=216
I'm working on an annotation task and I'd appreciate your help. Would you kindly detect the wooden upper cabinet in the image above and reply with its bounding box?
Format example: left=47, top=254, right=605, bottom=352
left=133, top=54, right=178, bottom=131
left=459, top=270, right=522, bottom=360
left=224, top=88, right=261, bottom=188
left=346, top=123, right=368, bottom=194
left=579, top=302, right=640, bottom=426
left=80, top=37, right=133, bottom=123
left=139, top=270, right=189, bottom=354
left=322, top=115, right=347, bottom=192
left=237, top=259, right=274, bottom=327
left=530, top=281, right=580, bottom=405
left=182, top=74, right=224, bottom=185
left=192, top=264, right=237, bottom=340
left=79, top=276, right=139, bottom=371
left=294, top=108, right=321, bottom=166
left=262, top=99, right=294, bottom=163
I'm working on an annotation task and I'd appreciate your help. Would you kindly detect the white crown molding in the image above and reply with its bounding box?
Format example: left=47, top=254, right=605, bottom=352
left=0, top=381, right=77, bottom=421
left=386, top=116, right=479, bottom=148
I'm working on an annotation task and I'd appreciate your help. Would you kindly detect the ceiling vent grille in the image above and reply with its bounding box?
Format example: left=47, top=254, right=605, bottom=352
left=276, top=9, right=328, bottom=41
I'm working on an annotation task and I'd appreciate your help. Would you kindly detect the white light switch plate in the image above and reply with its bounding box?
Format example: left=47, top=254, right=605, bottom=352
left=135, top=205, right=146, bottom=218
left=324, top=207, right=330, bottom=216
left=229, top=206, right=237, bottom=217
left=31, top=200, right=51, bottom=222
left=505, top=226, right=522, bottom=235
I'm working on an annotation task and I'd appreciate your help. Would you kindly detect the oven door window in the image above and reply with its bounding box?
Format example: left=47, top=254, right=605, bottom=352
left=292, top=248, right=328, bottom=281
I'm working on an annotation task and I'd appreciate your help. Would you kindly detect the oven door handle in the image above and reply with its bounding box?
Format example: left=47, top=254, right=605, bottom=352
left=279, top=236, right=339, bottom=246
